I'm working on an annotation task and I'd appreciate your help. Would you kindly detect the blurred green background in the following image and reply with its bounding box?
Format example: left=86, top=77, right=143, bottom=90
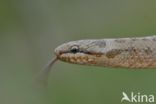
left=1, top=0, right=156, bottom=104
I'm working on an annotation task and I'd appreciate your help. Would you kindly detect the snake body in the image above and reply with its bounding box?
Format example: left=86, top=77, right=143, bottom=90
left=55, top=35, right=156, bottom=68
left=37, top=35, right=156, bottom=85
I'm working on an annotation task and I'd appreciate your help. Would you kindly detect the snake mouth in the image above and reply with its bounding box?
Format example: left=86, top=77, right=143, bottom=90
left=54, top=45, right=103, bottom=65
left=57, top=52, right=100, bottom=65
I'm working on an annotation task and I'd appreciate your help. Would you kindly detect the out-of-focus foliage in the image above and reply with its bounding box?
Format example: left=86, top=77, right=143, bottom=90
left=1, top=0, right=156, bottom=104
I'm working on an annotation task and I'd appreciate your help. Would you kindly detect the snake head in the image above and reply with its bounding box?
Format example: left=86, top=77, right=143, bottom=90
left=54, top=40, right=107, bottom=65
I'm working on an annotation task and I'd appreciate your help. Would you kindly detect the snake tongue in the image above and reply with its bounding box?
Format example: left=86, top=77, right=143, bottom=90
left=36, top=56, right=58, bottom=86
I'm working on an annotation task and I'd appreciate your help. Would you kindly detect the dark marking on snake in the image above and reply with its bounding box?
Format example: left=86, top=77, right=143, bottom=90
left=106, top=49, right=122, bottom=58
left=124, top=47, right=140, bottom=56
left=131, top=38, right=137, bottom=41
left=144, top=47, right=152, bottom=55
left=125, top=47, right=136, bottom=52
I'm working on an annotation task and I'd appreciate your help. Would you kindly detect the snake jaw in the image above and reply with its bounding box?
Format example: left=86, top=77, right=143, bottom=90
left=57, top=52, right=99, bottom=65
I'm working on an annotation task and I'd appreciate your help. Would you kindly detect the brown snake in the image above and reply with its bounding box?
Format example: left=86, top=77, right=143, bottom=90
left=37, top=35, right=156, bottom=84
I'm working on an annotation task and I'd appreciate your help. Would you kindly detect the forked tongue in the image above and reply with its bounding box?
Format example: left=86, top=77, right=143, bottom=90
left=36, top=56, right=58, bottom=86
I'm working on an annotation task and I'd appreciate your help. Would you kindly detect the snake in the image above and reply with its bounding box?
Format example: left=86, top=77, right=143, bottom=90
left=37, top=35, right=156, bottom=84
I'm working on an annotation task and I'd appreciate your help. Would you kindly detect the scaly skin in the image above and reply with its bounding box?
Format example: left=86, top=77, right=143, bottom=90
left=37, top=35, right=156, bottom=85
left=55, top=35, right=156, bottom=68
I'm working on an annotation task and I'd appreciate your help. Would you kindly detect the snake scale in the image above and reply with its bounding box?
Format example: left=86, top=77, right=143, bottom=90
left=37, top=35, right=156, bottom=84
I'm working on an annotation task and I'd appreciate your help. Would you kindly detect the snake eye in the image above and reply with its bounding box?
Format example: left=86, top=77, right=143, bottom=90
left=70, top=45, right=79, bottom=53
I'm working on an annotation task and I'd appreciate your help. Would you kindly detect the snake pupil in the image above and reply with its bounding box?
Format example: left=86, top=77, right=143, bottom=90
left=70, top=46, right=79, bottom=53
